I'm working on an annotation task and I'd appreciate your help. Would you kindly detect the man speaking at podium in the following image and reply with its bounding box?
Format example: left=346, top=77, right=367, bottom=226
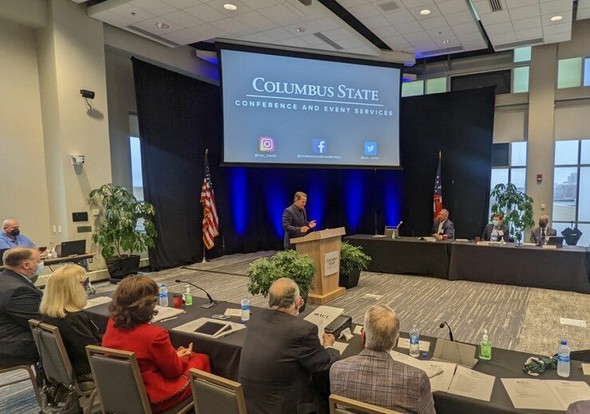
left=282, top=191, right=316, bottom=250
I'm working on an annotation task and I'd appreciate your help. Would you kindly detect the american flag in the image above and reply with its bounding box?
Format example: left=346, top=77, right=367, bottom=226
left=433, top=151, right=443, bottom=219
left=200, top=150, right=219, bottom=250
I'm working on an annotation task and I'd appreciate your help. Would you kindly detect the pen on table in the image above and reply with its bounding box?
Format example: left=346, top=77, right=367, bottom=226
left=428, top=370, right=444, bottom=379
left=159, top=316, right=178, bottom=322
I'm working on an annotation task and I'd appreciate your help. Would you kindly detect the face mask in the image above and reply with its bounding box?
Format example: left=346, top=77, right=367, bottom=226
left=10, top=229, right=20, bottom=237
left=493, top=220, right=500, bottom=227
left=539, top=222, right=547, bottom=228
left=34, top=263, right=45, bottom=277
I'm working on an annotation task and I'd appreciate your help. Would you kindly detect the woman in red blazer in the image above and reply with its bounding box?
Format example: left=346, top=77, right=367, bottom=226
left=102, top=275, right=211, bottom=413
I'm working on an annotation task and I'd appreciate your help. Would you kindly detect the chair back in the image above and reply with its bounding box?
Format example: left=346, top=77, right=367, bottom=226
left=86, top=345, right=152, bottom=414
left=189, top=368, right=247, bottom=414
left=29, top=319, right=75, bottom=388
left=329, top=394, right=403, bottom=414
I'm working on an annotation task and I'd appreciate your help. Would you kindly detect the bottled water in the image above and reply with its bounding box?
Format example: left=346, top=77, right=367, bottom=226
left=158, top=284, right=169, bottom=307
left=557, top=339, right=570, bottom=378
left=184, top=285, right=193, bottom=306
left=241, top=298, right=250, bottom=323
left=479, top=329, right=492, bottom=360
left=409, top=324, right=420, bottom=358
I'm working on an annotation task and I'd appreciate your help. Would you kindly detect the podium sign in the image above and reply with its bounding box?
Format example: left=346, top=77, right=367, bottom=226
left=291, top=227, right=346, bottom=305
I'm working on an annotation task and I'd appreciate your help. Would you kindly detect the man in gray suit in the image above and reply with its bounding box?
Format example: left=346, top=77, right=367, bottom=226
left=239, top=278, right=339, bottom=414
left=530, top=215, right=557, bottom=245
left=330, top=304, right=436, bottom=414
left=0, top=247, right=43, bottom=369
left=282, top=191, right=317, bottom=249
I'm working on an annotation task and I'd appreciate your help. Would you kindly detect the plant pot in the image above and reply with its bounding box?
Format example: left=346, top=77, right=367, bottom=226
left=107, top=255, right=141, bottom=282
left=339, top=268, right=361, bottom=289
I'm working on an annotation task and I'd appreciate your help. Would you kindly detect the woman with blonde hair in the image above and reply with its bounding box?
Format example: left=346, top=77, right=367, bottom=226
left=102, top=275, right=211, bottom=413
left=39, top=264, right=101, bottom=386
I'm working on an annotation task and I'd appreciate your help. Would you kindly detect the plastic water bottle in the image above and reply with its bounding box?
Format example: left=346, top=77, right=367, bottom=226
left=158, top=284, right=169, bottom=307
left=184, top=285, right=193, bottom=306
left=409, top=324, right=420, bottom=358
left=557, top=339, right=570, bottom=378
left=479, top=329, right=492, bottom=360
left=241, top=298, right=250, bottom=323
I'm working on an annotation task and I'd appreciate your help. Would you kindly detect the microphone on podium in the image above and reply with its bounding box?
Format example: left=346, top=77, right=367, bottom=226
left=175, top=279, right=217, bottom=309
left=396, top=220, right=403, bottom=229
left=439, top=321, right=454, bottom=342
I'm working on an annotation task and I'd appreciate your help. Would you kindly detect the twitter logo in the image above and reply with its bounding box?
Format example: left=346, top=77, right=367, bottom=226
left=364, top=141, right=378, bottom=156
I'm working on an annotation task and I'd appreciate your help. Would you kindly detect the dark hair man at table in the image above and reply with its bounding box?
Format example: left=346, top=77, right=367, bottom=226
left=0, top=218, right=36, bottom=249
left=431, top=209, right=454, bottom=240
left=330, top=304, right=436, bottom=414
left=238, top=277, right=340, bottom=414
left=282, top=191, right=317, bottom=250
left=0, top=247, right=43, bottom=369
left=530, top=215, right=557, bottom=245
left=482, top=213, right=510, bottom=242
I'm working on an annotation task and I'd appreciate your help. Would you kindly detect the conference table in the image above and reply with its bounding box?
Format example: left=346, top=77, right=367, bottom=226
left=86, top=295, right=590, bottom=413
left=345, top=235, right=590, bottom=293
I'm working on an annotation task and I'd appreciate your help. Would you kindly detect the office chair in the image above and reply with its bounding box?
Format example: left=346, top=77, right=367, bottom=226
left=329, top=394, right=403, bottom=414
left=189, top=368, right=247, bottom=414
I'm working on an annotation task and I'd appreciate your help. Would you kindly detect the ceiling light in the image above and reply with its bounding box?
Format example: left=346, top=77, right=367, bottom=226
left=155, top=22, right=170, bottom=29
left=420, top=9, right=431, bottom=16
left=442, top=39, right=449, bottom=44
left=224, top=3, right=237, bottom=11
left=296, top=27, right=306, bottom=33
left=550, top=15, right=562, bottom=22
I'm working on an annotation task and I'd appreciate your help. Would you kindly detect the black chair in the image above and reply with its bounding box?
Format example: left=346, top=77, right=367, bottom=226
left=0, top=364, right=42, bottom=409
left=189, top=368, right=247, bottom=414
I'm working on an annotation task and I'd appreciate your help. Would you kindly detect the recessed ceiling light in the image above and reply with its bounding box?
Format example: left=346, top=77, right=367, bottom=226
left=224, top=3, right=237, bottom=11
left=420, top=9, right=431, bottom=16
left=155, top=22, right=170, bottom=29
left=550, top=15, right=562, bottom=22
left=442, top=39, right=449, bottom=44
left=296, top=27, right=306, bottom=33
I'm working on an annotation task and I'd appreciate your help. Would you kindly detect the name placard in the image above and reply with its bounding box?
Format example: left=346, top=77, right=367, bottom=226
left=324, top=251, right=340, bottom=276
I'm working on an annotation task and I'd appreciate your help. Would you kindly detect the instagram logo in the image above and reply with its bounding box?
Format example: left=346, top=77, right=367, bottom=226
left=259, top=136, right=275, bottom=152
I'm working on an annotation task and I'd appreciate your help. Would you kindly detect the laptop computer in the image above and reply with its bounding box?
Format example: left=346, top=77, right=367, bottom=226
left=547, top=236, right=565, bottom=247
left=59, top=240, right=86, bottom=257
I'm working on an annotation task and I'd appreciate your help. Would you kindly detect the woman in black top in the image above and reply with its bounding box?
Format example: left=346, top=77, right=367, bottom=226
left=39, top=264, right=101, bottom=386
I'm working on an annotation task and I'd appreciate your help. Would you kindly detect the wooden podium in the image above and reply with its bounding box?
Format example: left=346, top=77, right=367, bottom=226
left=291, top=227, right=346, bottom=305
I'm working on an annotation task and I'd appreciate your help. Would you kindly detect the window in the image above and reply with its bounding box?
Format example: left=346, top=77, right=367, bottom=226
left=426, top=77, right=447, bottom=95
left=513, top=47, right=531, bottom=63
left=490, top=142, right=527, bottom=216
left=552, top=139, right=590, bottom=246
left=130, top=136, right=144, bottom=202
left=557, top=57, right=583, bottom=89
left=584, top=57, right=590, bottom=87
left=401, top=80, right=424, bottom=97
left=512, top=66, right=529, bottom=93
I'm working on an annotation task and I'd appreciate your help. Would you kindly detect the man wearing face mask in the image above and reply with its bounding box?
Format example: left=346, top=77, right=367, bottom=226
left=530, top=215, right=557, bottom=245
left=0, top=247, right=43, bottom=369
left=239, top=278, right=339, bottom=414
left=482, top=213, right=510, bottom=242
left=0, top=218, right=36, bottom=249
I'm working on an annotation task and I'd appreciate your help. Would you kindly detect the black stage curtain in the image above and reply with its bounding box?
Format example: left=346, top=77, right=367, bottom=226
left=133, top=58, right=494, bottom=268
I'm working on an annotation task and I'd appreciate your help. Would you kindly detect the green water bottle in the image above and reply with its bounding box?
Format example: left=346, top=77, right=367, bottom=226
left=184, top=285, right=193, bottom=306
left=479, top=329, right=492, bottom=360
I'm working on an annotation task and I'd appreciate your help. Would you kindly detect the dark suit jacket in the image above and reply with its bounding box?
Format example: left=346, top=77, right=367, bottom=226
left=0, top=269, right=42, bottom=368
left=238, top=309, right=339, bottom=414
left=41, top=311, right=102, bottom=378
left=282, top=203, right=312, bottom=249
left=431, top=219, right=455, bottom=238
left=482, top=224, right=510, bottom=242
left=530, top=226, right=557, bottom=244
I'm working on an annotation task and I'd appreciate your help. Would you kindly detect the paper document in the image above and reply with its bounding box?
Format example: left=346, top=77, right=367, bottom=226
left=397, top=337, right=431, bottom=352
left=304, top=305, right=344, bottom=340
left=224, top=308, right=242, bottom=317
left=390, top=350, right=456, bottom=392
left=353, top=325, right=363, bottom=335
left=560, top=318, right=587, bottom=327
left=84, top=296, right=112, bottom=309
left=152, top=306, right=185, bottom=323
left=447, top=365, right=495, bottom=401
left=582, top=364, right=590, bottom=375
left=330, top=341, right=349, bottom=354
left=502, top=378, right=590, bottom=410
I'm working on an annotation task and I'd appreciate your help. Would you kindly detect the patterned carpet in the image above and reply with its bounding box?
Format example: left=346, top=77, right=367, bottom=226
left=4, top=250, right=590, bottom=413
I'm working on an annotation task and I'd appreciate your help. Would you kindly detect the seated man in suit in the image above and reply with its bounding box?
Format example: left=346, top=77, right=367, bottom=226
left=0, top=247, right=44, bottom=369
left=330, top=304, right=436, bottom=414
left=239, top=278, right=340, bottom=414
left=482, top=213, right=509, bottom=242
left=282, top=191, right=316, bottom=250
left=530, top=215, right=557, bottom=245
left=431, top=209, right=454, bottom=240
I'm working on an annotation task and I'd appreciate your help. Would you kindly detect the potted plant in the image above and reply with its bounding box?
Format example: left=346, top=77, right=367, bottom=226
left=490, top=183, right=535, bottom=244
left=89, top=184, right=157, bottom=282
left=339, top=242, right=371, bottom=288
left=247, top=250, right=315, bottom=310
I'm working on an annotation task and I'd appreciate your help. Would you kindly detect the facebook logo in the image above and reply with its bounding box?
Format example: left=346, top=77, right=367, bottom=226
left=313, top=139, right=327, bottom=154
left=364, top=141, right=378, bottom=156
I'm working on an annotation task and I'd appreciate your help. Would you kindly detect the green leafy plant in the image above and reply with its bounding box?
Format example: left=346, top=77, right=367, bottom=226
left=490, top=183, right=535, bottom=243
left=89, top=184, right=157, bottom=259
left=340, top=242, right=371, bottom=276
left=247, top=250, right=315, bottom=297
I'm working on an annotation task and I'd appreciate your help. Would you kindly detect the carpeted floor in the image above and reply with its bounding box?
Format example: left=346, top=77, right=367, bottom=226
left=3, top=250, right=590, bottom=413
